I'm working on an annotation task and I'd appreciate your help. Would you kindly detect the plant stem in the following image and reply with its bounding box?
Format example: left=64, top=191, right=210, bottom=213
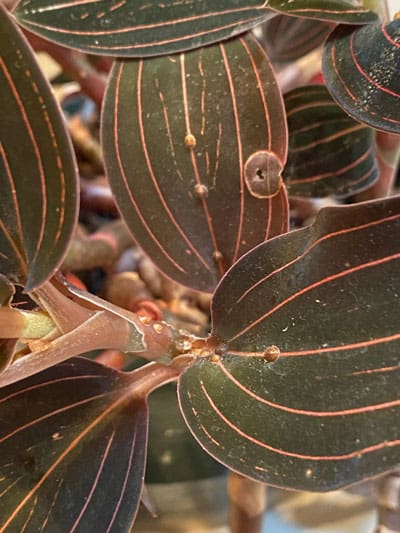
left=0, top=310, right=135, bottom=388
left=228, top=472, right=267, bottom=533
left=0, top=276, right=207, bottom=387
left=23, top=30, right=106, bottom=109
left=80, top=176, right=118, bottom=216
left=68, top=116, right=104, bottom=174
left=375, top=468, right=400, bottom=532
left=0, top=308, right=56, bottom=338
left=127, top=360, right=181, bottom=396
left=356, top=132, right=400, bottom=202
left=62, top=219, right=133, bottom=271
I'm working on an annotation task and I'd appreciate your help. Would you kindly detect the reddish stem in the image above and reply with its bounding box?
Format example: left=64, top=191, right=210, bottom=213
left=22, top=29, right=106, bottom=109
left=228, top=473, right=267, bottom=533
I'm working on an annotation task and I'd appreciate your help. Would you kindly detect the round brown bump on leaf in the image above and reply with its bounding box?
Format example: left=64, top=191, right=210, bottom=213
left=263, top=345, right=280, bottom=362
left=213, top=250, right=223, bottom=262
left=194, top=184, right=208, bottom=198
left=244, top=151, right=283, bottom=198
left=184, top=133, right=196, bottom=149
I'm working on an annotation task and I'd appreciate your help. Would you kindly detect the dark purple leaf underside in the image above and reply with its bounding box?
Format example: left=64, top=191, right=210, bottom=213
left=261, top=14, right=334, bottom=63
left=0, top=5, right=78, bottom=291
left=103, top=33, right=288, bottom=293
left=14, top=0, right=272, bottom=57
left=283, top=85, right=378, bottom=197
left=179, top=196, right=400, bottom=491
left=323, top=20, right=400, bottom=134
left=268, top=0, right=378, bottom=24
left=0, top=358, right=148, bottom=532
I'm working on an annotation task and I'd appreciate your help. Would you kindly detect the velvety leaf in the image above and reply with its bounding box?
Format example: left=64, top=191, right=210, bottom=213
left=0, top=357, right=149, bottom=532
left=179, top=196, right=400, bottom=491
left=0, top=5, right=78, bottom=291
left=283, top=85, right=378, bottom=197
left=261, top=14, right=334, bottom=63
left=268, top=0, right=378, bottom=24
left=102, top=33, right=288, bottom=293
left=322, top=20, right=400, bottom=134
left=14, top=0, right=273, bottom=57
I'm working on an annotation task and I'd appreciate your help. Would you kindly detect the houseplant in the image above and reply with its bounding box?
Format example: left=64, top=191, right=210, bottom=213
left=0, top=0, right=399, bottom=531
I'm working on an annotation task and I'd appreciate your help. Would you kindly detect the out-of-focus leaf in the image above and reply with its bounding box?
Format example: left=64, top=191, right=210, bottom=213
left=14, top=0, right=273, bottom=57
left=179, top=196, right=400, bottom=491
left=0, top=5, right=78, bottom=291
left=0, top=357, right=149, bottom=532
left=283, top=85, right=378, bottom=197
left=261, top=14, right=334, bottom=63
left=102, top=33, right=288, bottom=293
left=268, top=0, right=378, bottom=24
left=146, top=383, right=225, bottom=483
left=323, top=19, right=400, bottom=134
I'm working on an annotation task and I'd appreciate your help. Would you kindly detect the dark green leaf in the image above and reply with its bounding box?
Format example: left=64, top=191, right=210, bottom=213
left=0, top=357, right=148, bottom=531
left=14, top=0, right=272, bottom=57
left=0, top=5, right=78, bottom=291
left=283, top=85, right=378, bottom=197
left=268, top=0, right=378, bottom=24
left=102, top=33, right=288, bottom=293
left=261, top=14, right=334, bottom=63
left=179, top=196, right=400, bottom=491
left=322, top=20, right=400, bottom=134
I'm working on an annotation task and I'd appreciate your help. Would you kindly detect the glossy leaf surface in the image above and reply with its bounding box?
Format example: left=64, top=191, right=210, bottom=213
left=0, top=357, right=148, bottom=532
left=283, top=85, right=378, bottom=197
left=103, top=34, right=288, bottom=293
left=0, top=5, right=78, bottom=290
left=261, top=14, right=334, bottom=63
left=323, top=20, right=400, bottom=134
left=268, top=0, right=378, bottom=24
left=179, top=196, right=400, bottom=490
left=14, top=0, right=272, bottom=57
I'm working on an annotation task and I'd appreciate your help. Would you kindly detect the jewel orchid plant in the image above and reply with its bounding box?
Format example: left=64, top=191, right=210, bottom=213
left=0, top=1, right=400, bottom=531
